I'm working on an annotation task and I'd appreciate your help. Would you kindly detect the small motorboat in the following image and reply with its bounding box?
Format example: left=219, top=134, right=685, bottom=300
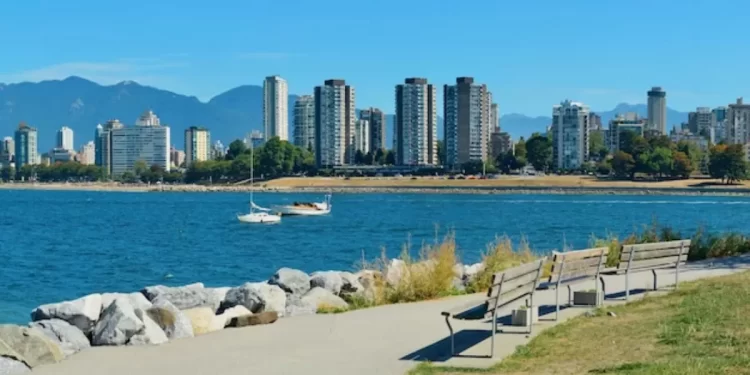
left=272, top=194, right=332, bottom=216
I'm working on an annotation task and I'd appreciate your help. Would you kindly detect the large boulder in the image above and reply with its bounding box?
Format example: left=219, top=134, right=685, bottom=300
left=210, top=287, right=231, bottom=305
left=140, top=283, right=220, bottom=311
left=310, top=271, right=343, bottom=295
left=0, top=325, right=64, bottom=368
left=300, top=287, right=349, bottom=311
left=101, top=293, right=152, bottom=312
left=284, top=294, right=317, bottom=317
left=357, top=270, right=382, bottom=301
left=29, top=319, right=90, bottom=357
left=463, top=263, right=485, bottom=282
left=182, top=307, right=217, bottom=336
left=0, top=357, right=30, bottom=374
left=385, top=259, right=406, bottom=286
left=30, top=294, right=102, bottom=334
left=339, top=272, right=364, bottom=295
left=268, top=268, right=311, bottom=295
left=227, top=311, right=278, bottom=328
left=91, top=298, right=144, bottom=346
left=214, top=306, right=252, bottom=329
left=146, top=298, right=193, bottom=340
left=222, top=283, right=286, bottom=315
left=128, top=310, right=168, bottom=346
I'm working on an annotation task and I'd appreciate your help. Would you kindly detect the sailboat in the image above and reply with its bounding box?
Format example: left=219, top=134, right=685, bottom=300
left=237, top=143, right=281, bottom=224
left=272, top=193, right=332, bottom=216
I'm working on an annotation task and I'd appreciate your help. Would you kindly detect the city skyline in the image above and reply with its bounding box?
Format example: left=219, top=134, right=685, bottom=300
left=1, top=0, right=749, bottom=116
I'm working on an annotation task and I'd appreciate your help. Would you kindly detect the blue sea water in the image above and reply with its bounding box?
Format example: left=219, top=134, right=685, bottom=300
left=2, top=189, right=749, bottom=324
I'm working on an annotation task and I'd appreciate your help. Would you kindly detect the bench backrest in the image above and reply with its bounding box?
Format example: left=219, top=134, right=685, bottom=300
left=486, top=258, right=546, bottom=314
left=548, top=247, right=608, bottom=285
left=617, top=240, right=691, bottom=271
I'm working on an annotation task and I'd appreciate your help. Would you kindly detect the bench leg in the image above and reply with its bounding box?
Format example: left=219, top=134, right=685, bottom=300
left=567, top=285, right=572, bottom=306
left=490, top=309, right=497, bottom=358
left=652, top=269, right=658, bottom=291
left=599, top=276, right=606, bottom=305
left=528, top=294, right=534, bottom=335
left=675, top=266, right=680, bottom=290
left=444, top=315, right=454, bottom=356
left=555, top=288, right=560, bottom=321
left=625, top=271, right=630, bottom=301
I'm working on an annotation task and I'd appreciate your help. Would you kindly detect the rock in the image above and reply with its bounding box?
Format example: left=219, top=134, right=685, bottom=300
left=463, top=263, right=485, bottom=281
left=357, top=270, right=382, bottom=301
left=452, top=277, right=466, bottom=293
left=310, top=271, right=344, bottom=295
left=146, top=298, right=193, bottom=340
left=0, top=325, right=64, bottom=368
left=30, top=294, right=102, bottom=334
left=268, top=268, right=311, bottom=295
left=300, top=287, right=349, bottom=311
left=140, top=283, right=219, bottom=311
left=210, top=287, right=231, bottom=305
left=128, top=309, right=168, bottom=346
left=607, top=311, right=618, bottom=318
left=339, top=272, right=364, bottom=295
left=452, top=263, right=465, bottom=279
left=91, top=298, right=144, bottom=346
left=101, top=293, right=152, bottom=312
left=222, top=283, right=286, bottom=315
left=0, top=357, right=30, bottom=374
left=227, top=312, right=278, bottom=328
left=29, top=319, right=90, bottom=357
left=584, top=311, right=597, bottom=318
left=182, top=307, right=217, bottom=336
left=284, top=294, right=317, bottom=317
left=214, top=306, right=252, bottom=329
left=385, top=259, right=406, bottom=286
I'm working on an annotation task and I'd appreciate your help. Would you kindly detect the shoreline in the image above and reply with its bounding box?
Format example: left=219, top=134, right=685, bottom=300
left=3, top=181, right=750, bottom=196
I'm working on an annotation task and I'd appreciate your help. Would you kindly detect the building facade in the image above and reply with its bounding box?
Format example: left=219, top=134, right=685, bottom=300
left=727, top=98, right=750, bottom=145
left=246, top=130, right=265, bottom=149
left=490, top=130, right=512, bottom=161
left=552, top=100, right=591, bottom=170
left=314, top=79, right=356, bottom=167
left=293, top=95, right=315, bottom=151
left=110, top=111, right=170, bottom=176
left=78, top=141, right=95, bottom=165
left=14, top=123, right=38, bottom=169
left=359, top=107, right=386, bottom=152
left=1, top=137, right=14, bottom=166
left=263, top=75, right=289, bottom=141
left=184, top=126, right=210, bottom=166
left=51, top=148, right=75, bottom=163
left=687, top=107, right=712, bottom=137
left=443, top=77, right=492, bottom=168
left=57, top=126, right=74, bottom=150
left=712, top=106, right=728, bottom=143
left=647, top=87, right=667, bottom=134
left=395, top=78, right=437, bottom=166
left=607, top=112, right=646, bottom=152
left=95, top=119, right=124, bottom=176
left=354, top=119, right=370, bottom=156
left=170, top=147, right=185, bottom=168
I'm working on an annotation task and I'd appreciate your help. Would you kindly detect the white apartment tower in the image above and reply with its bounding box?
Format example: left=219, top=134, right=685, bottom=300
left=647, top=87, right=667, bottom=134
left=78, top=141, right=95, bottom=165
left=728, top=98, right=750, bottom=144
left=443, top=77, right=492, bottom=168
left=552, top=100, right=591, bottom=170
left=293, top=95, right=315, bottom=152
left=395, top=78, right=437, bottom=166
left=354, top=119, right=370, bottom=156
left=57, top=126, right=74, bottom=150
left=185, top=127, right=210, bottom=166
left=110, top=110, right=170, bottom=176
left=263, top=75, right=289, bottom=141
left=314, top=79, right=356, bottom=167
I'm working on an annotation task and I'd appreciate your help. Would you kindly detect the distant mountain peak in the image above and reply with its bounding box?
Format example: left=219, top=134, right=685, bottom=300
left=117, top=80, right=139, bottom=86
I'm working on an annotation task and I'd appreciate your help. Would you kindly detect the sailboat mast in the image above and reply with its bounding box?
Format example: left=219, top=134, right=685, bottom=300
left=250, top=141, right=254, bottom=209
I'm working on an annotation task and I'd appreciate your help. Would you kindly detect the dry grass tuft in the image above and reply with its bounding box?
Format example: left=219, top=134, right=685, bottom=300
left=466, top=236, right=537, bottom=293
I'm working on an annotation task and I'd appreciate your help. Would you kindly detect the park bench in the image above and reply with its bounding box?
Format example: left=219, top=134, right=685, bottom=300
left=440, top=258, right=546, bottom=358
left=539, top=246, right=608, bottom=321
left=616, top=239, right=691, bottom=300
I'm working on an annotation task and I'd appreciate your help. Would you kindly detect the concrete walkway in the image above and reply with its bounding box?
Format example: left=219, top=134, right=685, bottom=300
left=34, top=256, right=750, bottom=375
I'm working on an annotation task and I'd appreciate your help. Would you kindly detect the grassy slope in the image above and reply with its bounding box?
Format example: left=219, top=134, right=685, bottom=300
left=411, top=271, right=750, bottom=375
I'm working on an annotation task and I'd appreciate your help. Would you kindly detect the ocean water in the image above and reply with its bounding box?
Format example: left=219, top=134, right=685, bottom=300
left=1, top=189, right=749, bottom=323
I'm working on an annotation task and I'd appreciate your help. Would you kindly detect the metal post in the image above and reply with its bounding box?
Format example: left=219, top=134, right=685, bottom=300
left=675, top=242, right=684, bottom=289
left=567, top=285, right=572, bottom=306
left=652, top=269, right=658, bottom=291
left=490, top=308, right=497, bottom=358
left=595, top=248, right=606, bottom=306
left=625, top=245, right=635, bottom=301
left=599, top=276, right=606, bottom=304
left=444, top=314, right=454, bottom=355
left=528, top=293, right=534, bottom=335
left=555, top=257, right=565, bottom=321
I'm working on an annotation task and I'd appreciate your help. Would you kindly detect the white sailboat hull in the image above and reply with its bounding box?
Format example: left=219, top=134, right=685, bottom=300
left=237, top=212, right=282, bottom=224
left=272, top=205, right=331, bottom=216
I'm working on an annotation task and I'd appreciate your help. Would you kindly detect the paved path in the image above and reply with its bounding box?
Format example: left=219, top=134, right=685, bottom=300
left=34, top=256, right=750, bottom=375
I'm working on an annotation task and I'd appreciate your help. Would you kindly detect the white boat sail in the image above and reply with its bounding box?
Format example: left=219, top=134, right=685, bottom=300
left=237, top=144, right=281, bottom=224
left=272, top=194, right=332, bottom=216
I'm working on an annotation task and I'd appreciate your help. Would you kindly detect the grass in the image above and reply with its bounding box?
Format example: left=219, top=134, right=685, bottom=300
left=466, top=237, right=536, bottom=293
left=410, top=271, right=750, bottom=375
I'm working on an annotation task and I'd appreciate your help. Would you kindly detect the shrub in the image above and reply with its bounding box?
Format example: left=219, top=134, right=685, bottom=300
left=466, top=236, right=536, bottom=293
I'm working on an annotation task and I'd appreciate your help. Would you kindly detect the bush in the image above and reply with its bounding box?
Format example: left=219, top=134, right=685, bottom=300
left=466, top=236, right=536, bottom=293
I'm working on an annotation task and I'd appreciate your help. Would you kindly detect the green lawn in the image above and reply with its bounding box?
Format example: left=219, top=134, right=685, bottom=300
left=410, top=271, right=750, bottom=375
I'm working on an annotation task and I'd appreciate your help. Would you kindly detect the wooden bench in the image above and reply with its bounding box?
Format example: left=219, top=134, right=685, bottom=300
left=440, top=258, right=546, bottom=358
left=617, top=239, right=690, bottom=300
left=540, top=247, right=608, bottom=321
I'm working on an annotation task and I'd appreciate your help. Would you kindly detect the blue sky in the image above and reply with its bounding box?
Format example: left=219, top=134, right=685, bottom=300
left=0, top=0, right=747, bottom=116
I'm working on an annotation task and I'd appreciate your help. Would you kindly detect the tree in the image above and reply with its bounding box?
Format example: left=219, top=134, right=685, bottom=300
left=514, top=137, right=527, bottom=159
left=1, top=165, right=14, bottom=181
left=385, top=150, right=396, bottom=165
left=611, top=151, right=635, bottom=178
left=620, top=131, right=649, bottom=157
left=525, top=135, right=553, bottom=172
left=649, top=147, right=673, bottom=178
left=134, top=160, right=148, bottom=177
left=588, top=131, right=608, bottom=161
left=672, top=151, right=694, bottom=178
left=354, top=150, right=365, bottom=165
left=596, top=161, right=612, bottom=176
left=676, top=140, right=704, bottom=173
left=708, top=144, right=747, bottom=184
left=226, top=139, right=247, bottom=160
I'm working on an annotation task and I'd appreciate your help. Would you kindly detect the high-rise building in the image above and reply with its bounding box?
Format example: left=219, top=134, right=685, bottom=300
left=78, top=141, right=95, bottom=165
left=246, top=130, right=265, bottom=149
left=687, top=107, right=712, bottom=137
left=293, top=95, right=315, bottom=151
left=712, top=106, right=728, bottom=143
left=170, top=146, right=186, bottom=168
left=14, top=123, right=38, bottom=169
left=394, top=78, right=437, bottom=166
left=647, top=87, right=667, bottom=134
left=552, top=100, right=591, bottom=170
left=354, top=119, right=370, bottom=156
left=1, top=137, right=14, bottom=166
left=51, top=148, right=75, bottom=163
left=57, top=126, right=74, bottom=151
left=444, top=77, right=492, bottom=168
left=607, top=113, right=646, bottom=152
left=490, top=131, right=512, bottom=161
left=95, top=119, right=124, bottom=176
left=728, top=98, right=750, bottom=145
left=314, top=79, right=356, bottom=167
left=359, top=108, right=386, bottom=152
left=211, top=140, right=226, bottom=160
left=184, top=126, right=210, bottom=166
left=590, top=113, right=602, bottom=131
left=110, top=110, right=170, bottom=176
left=263, top=75, right=289, bottom=141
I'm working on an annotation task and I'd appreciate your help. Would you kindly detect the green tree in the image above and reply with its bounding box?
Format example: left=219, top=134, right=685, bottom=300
left=525, top=134, right=552, bottom=172
left=134, top=160, right=148, bottom=177
left=707, top=144, right=746, bottom=184
left=514, top=137, right=527, bottom=159
left=649, top=147, right=673, bottom=178
left=588, top=130, right=608, bottom=160
left=672, top=151, right=694, bottom=178
left=611, top=151, right=635, bottom=178
left=596, top=161, right=612, bottom=176
left=620, top=132, right=649, bottom=157
left=226, top=139, right=247, bottom=160
left=385, top=150, right=396, bottom=165
left=354, top=150, right=365, bottom=165
left=676, top=140, right=704, bottom=172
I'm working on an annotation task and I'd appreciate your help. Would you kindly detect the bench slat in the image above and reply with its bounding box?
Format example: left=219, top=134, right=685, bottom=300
left=492, top=259, right=546, bottom=285
left=622, top=240, right=690, bottom=254
left=550, top=267, right=601, bottom=284
left=488, top=271, right=539, bottom=298
left=551, top=247, right=608, bottom=262
left=490, top=280, right=538, bottom=311
left=620, top=247, right=685, bottom=262
left=625, top=255, right=687, bottom=270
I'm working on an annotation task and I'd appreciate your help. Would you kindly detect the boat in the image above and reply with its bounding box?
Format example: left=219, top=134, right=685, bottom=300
left=272, top=194, right=332, bottom=216
left=237, top=143, right=282, bottom=224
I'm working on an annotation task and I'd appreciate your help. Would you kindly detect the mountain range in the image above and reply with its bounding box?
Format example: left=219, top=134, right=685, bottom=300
left=0, top=76, right=690, bottom=151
